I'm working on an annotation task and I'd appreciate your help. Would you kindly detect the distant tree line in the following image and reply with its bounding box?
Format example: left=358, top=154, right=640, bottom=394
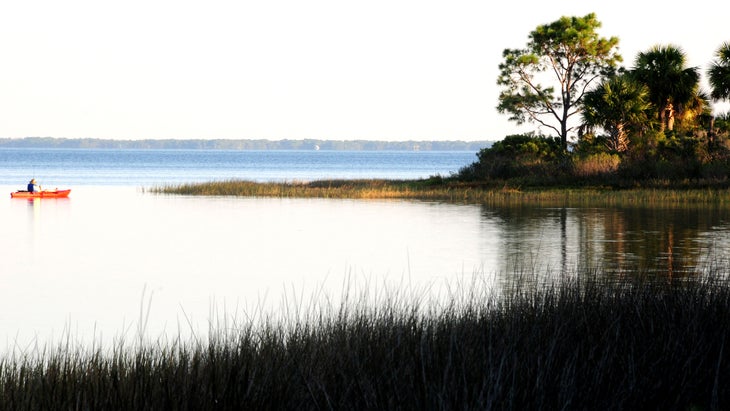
left=0, top=137, right=492, bottom=151
left=459, top=13, right=730, bottom=185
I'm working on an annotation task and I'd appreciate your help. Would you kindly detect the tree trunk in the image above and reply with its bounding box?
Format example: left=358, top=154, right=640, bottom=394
left=666, top=102, right=675, bottom=131
left=612, top=123, right=629, bottom=152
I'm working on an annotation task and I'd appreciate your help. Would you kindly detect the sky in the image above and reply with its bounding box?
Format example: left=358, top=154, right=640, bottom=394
left=0, top=1, right=727, bottom=141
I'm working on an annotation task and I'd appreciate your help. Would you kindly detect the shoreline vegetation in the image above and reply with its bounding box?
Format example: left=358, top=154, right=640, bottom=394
left=1, top=273, right=728, bottom=409
left=151, top=178, right=730, bottom=207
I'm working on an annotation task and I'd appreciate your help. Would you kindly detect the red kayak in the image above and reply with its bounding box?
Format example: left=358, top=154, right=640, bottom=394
left=10, top=189, right=71, bottom=199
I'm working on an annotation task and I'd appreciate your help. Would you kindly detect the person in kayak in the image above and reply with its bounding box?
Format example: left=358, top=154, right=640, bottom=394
left=27, top=179, right=41, bottom=192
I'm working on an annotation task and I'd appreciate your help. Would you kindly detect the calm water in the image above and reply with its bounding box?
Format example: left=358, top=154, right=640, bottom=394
left=2, top=148, right=730, bottom=351
left=0, top=148, right=477, bottom=185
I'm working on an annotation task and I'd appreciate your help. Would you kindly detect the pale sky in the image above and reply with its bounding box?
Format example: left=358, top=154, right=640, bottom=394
left=0, top=1, right=727, bottom=141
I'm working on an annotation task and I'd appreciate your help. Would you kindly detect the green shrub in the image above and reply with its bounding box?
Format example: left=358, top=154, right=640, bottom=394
left=701, top=161, right=730, bottom=180
left=458, top=134, right=566, bottom=181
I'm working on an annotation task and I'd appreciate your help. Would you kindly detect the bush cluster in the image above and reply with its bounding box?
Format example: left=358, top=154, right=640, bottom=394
left=458, top=125, right=730, bottom=187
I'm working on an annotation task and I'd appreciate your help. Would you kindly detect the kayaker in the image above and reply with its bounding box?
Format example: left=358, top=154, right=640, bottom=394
left=27, top=179, right=41, bottom=193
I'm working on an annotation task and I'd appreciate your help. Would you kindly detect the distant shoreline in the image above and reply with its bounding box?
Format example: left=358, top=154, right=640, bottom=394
left=0, top=137, right=492, bottom=151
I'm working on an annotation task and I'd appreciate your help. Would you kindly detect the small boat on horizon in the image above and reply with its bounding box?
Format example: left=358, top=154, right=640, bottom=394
left=10, top=189, right=71, bottom=199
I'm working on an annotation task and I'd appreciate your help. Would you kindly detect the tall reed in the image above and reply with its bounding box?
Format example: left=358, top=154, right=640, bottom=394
left=1, top=270, right=729, bottom=409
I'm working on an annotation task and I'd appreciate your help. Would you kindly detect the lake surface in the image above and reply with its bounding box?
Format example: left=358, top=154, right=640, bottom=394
left=2, top=148, right=730, bottom=351
left=0, top=148, right=476, bottom=185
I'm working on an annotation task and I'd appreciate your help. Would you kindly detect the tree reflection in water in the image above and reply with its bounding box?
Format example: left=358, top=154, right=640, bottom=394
left=482, top=204, right=730, bottom=290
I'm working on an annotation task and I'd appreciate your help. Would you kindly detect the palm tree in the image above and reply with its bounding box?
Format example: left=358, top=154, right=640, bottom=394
left=676, top=90, right=712, bottom=130
left=630, top=45, right=701, bottom=132
left=582, top=75, right=652, bottom=152
left=709, top=42, right=730, bottom=101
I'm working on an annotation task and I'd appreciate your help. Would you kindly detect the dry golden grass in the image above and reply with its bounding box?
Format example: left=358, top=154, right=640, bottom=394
left=573, top=153, right=621, bottom=177
left=150, top=178, right=730, bottom=208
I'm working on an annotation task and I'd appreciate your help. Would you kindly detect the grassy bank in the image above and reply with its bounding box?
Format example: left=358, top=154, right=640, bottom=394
left=2, top=274, right=729, bottom=409
left=151, top=178, right=730, bottom=207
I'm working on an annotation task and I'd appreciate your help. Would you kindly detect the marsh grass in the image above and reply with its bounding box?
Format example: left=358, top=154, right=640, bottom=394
left=2, top=271, right=730, bottom=409
left=151, top=178, right=730, bottom=208
left=150, top=178, right=454, bottom=200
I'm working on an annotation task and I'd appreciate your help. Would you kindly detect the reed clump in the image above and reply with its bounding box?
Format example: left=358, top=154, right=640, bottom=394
left=2, top=272, right=730, bottom=409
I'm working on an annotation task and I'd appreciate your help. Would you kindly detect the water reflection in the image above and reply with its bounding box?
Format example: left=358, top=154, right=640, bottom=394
left=3, top=186, right=730, bottom=350
left=28, top=198, right=41, bottom=220
left=21, top=196, right=71, bottom=228
left=486, top=205, right=730, bottom=286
